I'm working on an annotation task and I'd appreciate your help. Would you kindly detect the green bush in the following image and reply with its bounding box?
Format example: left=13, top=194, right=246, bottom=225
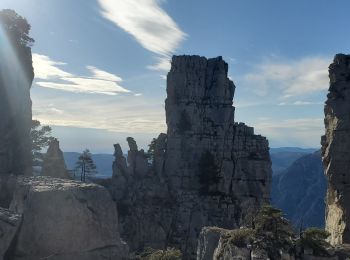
left=297, top=227, right=330, bottom=256
left=222, top=228, right=254, bottom=248
left=134, top=247, right=182, bottom=260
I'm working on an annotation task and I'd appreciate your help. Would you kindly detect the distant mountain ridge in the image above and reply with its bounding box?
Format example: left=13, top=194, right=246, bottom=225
left=270, top=147, right=319, bottom=154
left=63, top=152, right=114, bottom=179
left=270, top=147, right=318, bottom=176
left=271, top=150, right=326, bottom=228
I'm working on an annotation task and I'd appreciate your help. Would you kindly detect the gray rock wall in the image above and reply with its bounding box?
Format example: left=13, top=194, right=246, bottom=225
left=0, top=208, right=22, bottom=260
left=0, top=45, right=33, bottom=177
left=321, top=54, right=350, bottom=245
left=108, top=55, right=272, bottom=259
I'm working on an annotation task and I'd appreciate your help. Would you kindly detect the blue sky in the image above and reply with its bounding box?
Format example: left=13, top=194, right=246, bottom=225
left=1, top=0, right=350, bottom=153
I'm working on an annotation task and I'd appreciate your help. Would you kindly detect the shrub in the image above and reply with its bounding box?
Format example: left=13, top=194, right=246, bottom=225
left=222, top=228, right=254, bottom=248
left=297, top=227, right=330, bottom=256
left=135, top=247, right=182, bottom=260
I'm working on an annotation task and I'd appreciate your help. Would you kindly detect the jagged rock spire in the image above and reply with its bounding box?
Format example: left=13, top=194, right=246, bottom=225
left=322, top=54, right=350, bottom=245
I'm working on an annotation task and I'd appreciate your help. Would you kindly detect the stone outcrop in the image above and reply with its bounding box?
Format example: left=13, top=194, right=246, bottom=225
left=196, top=227, right=349, bottom=260
left=6, top=176, right=128, bottom=260
left=107, top=55, right=272, bottom=259
left=0, top=35, right=34, bottom=177
left=41, top=139, right=71, bottom=179
left=321, top=54, right=350, bottom=245
left=0, top=208, right=22, bottom=260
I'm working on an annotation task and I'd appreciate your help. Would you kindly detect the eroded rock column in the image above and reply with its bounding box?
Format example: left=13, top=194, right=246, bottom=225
left=322, top=54, right=350, bottom=245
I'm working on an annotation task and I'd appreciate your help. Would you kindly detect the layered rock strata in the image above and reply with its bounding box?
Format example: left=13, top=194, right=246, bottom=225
left=6, top=176, right=128, bottom=260
left=41, top=139, right=71, bottom=179
left=322, top=54, right=350, bottom=245
left=108, top=56, right=272, bottom=259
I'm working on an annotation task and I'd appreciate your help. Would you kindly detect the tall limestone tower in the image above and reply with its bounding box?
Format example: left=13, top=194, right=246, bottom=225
left=322, top=54, right=350, bottom=245
left=110, top=55, right=272, bottom=259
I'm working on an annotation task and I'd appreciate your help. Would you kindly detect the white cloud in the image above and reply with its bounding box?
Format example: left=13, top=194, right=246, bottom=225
left=32, top=54, right=72, bottom=80
left=147, top=57, right=171, bottom=71
left=293, top=101, right=323, bottom=106
left=86, top=65, right=122, bottom=82
left=32, top=92, right=166, bottom=134
left=33, top=53, right=130, bottom=95
left=97, top=0, right=186, bottom=71
left=253, top=118, right=324, bottom=148
left=244, top=56, right=330, bottom=97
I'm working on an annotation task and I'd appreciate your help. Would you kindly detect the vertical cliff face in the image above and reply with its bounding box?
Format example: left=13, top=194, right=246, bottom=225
left=322, top=54, right=350, bottom=245
left=0, top=44, right=34, bottom=177
left=165, top=56, right=270, bottom=202
left=109, top=55, right=272, bottom=259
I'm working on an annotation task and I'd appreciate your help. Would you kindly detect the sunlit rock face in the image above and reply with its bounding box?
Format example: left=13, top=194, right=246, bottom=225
left=41, top=139, right=71, bottom=179
left=0, top=43, right=33, bottom=177
left=108, top=56, right=272, bottom=259
left=322, top=54, right=350, bottom=245
left=7, top=176, right=128, bottom=260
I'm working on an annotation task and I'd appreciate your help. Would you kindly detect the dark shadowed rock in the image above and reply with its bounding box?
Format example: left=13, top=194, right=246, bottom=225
left=0, top=40, right=33, bottom=177
left=8, top=176, right=128, bottom=260
left=41, top=139, right=71, bottom=179
left=0, top=208, right=22, bottom=260
left=322, top=54, right=350, bottom=245
left=106, top=55, right=272, bottom=259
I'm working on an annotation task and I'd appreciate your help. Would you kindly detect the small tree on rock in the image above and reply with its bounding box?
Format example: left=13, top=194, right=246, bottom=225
left=0, top=9, right=34, bottom=47
left=253, top=205, right=294, bottom=258
left=30, top=120, right=55, bottom=166
left=297, top=227, right=330, bottom=256
left=75, top=149, right=97, bottom=182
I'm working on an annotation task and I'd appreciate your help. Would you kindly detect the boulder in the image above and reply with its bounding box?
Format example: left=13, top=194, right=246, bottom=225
left=8, top=176, right=128, bottom=260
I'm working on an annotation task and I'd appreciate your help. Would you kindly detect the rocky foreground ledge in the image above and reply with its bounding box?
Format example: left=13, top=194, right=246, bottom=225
left=197, top=227, right=350, bottom=260
left=1, top=176, right=128, bottom=260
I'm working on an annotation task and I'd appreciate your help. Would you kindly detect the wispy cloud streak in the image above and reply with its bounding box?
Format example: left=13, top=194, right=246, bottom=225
left=244, top=56, right=330, bottom=97
left=97, top=0, right=186, bottom=71
left=33, top=53, right=130, bottom=95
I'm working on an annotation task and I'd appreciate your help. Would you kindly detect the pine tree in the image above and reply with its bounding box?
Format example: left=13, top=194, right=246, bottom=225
left=75, top=149, right=97, bottom=182
left=30, top=120, right=55, bottom=166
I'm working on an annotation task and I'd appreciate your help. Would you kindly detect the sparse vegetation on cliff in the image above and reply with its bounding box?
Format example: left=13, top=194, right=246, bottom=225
left=297, top=227, right=330, bottom=256
left=0, top=9, right=34, bottom=47
left=133, top=247, right=182, bottom=260
left=30, top=120, right=55, bottom=166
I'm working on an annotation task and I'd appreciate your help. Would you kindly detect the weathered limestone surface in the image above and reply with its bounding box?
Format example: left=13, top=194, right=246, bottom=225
left=108, top=56, right=272, bottom=259
left=197, top=227, right=227, bottom=260
left=321, top=54, right=350, bottom=245
left=196, top=227, right=345, bottom=260
left=0, top=44, right=33, bottom=177
left=41, top=139, right=71, bottom=179
left=0, top=208, right=22, bottom=260
left=7, top=176, right=128, bottom=260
